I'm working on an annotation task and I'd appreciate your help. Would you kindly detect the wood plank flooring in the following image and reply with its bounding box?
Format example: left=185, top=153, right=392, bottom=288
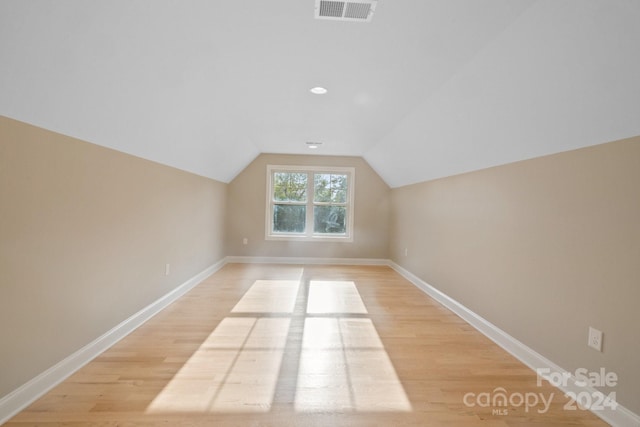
left=6, top=264, right=609, bottom=426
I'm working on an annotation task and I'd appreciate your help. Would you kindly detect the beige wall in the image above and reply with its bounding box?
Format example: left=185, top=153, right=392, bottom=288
left=226, top=153, right=390, bottom=259
left=0, top=116, right=227, bottom=399
left=3, top=112, right=637, bottom=415
left=390, top=137, right=640, bottom=414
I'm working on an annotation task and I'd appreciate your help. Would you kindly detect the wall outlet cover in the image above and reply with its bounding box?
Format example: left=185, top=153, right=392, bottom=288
left=588, top=327, right=603, bottom=352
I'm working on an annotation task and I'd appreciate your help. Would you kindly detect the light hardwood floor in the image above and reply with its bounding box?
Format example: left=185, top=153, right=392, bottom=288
left=6, top=264, right=609, bottom=426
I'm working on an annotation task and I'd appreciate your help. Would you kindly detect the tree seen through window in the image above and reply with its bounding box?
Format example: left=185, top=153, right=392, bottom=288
left=268, top=167, right=353, bottom=239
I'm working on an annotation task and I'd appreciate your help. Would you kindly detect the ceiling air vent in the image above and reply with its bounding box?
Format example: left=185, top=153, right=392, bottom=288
left=315, top=0, right=378, bottom=23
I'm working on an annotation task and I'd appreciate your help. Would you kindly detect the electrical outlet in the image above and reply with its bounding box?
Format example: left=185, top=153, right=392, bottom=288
left=165, top=263, right=171, bottom=276
left=243, top=237, right=248, bottom=245
left=404, top=248, right=408, bottom=256
left=588, top=327, right=603, bottom=352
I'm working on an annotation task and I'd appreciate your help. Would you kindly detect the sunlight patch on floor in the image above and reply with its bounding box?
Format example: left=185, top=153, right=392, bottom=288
left=306, top=280, right=368, bottom=314
left=232, top=279, right=301, bottom=313
left=295, top=317, right=412, bottom=412
left=147, top=316, right=290, bottom=413
left=147, top=276, right=411, bottom=414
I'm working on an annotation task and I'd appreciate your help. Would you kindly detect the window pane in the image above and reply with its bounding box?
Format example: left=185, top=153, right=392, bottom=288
left=314, top=174, right=331, bottom=202
left=330, top=174, right=347, bottom=203
left=314, top=173, right=347, bottom=203
left=273, top=205, right=306, bottom=233
left=274, top=173, right=307, bottom=202
left=314, top=206, right=346, bottom=234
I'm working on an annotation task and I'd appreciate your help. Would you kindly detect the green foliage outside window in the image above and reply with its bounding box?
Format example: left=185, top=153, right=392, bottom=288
left=273, top=205, right=306, bottom=233
left=314, top=206, right=346, bottom=233
left=314, top=174, right=347, bottom=203
left=274, top=172, right=307, bottom=202
left=313, top=173, right=347, bottom=234
left=270, top=169, right=350, bottom=237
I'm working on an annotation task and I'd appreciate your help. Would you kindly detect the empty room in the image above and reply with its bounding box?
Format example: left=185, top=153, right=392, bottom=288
left=1, top=1, right=639, bottom=426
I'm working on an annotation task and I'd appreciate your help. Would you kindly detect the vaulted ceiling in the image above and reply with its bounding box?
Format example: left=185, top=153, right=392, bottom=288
left=2, top=1, right=639, bottom=187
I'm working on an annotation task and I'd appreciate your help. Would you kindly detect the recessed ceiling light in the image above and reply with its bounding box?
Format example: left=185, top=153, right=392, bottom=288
left=310, top=86, right=328, bottom=95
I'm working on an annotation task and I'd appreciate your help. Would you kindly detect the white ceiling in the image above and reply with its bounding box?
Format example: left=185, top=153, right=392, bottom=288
left=2, top=0, right=639, bottom=187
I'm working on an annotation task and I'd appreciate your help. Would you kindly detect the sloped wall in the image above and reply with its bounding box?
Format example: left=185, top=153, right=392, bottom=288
left=0, top=116, right=227, bottom=399
left=389, top=136, right=640, bottom=414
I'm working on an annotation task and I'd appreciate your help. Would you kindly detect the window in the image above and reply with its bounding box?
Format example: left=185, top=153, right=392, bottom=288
left=266, top=165, right=355, bottom=241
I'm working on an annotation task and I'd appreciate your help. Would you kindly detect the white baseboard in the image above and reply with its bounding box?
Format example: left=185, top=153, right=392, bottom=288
left=389, top=261, right=640, bottom=427
left=3, top=258, right=637, bottom=427
left=0, top=259, right=226, bottom=425
left=225, top=255, right=390, bottom=266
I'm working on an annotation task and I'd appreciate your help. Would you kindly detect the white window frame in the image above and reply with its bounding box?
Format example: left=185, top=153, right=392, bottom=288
left=265, top=165, right=355, bottom=242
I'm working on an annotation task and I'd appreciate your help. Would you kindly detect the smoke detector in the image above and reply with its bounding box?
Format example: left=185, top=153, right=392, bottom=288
left=315, top=0, right=378, bottom=23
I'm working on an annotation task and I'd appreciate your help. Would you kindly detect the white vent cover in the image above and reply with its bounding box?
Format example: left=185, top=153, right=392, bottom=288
left=315, top=0, right=378, bottom=22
